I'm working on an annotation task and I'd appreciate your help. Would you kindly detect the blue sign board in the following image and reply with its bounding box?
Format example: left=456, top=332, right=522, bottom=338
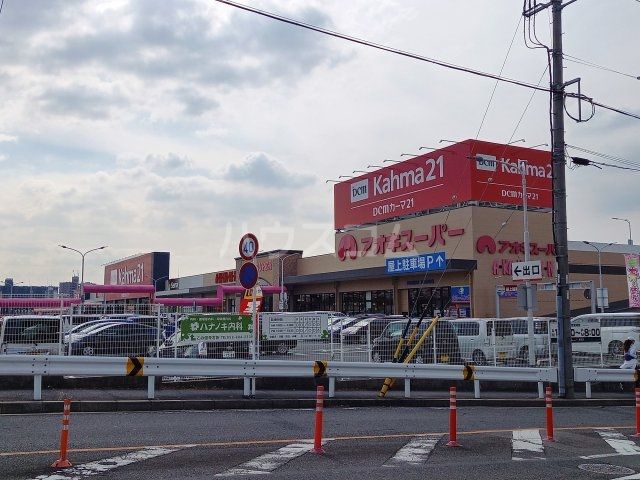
left=239, top=262, right=258, bottom=289
left=385, top=252, right=447, bottom=275
left=451, top=286, right=471, bottom=303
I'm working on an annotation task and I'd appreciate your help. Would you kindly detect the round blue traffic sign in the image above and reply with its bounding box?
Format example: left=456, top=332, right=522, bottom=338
left=239, top=262, right=259, bottom=289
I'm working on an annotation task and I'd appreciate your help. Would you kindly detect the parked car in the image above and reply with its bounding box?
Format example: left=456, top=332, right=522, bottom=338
left=328, top=316, right=362, bottom=341
left=508, top=317, right=551, bottom=359
left=260, top=338, right=298, bottom=355
left=371, top=318, right=462, bottom=364
left=568, top=313, right=640, bottom=356
left=67, top=323, right=158, bottom=357
left=341, top=315, right=404, bottom=344
left=156, top=338, right=251, bottom=359
left=0, top=315, right=64, bottom=355
left=448, top=318, right=516, bottom=365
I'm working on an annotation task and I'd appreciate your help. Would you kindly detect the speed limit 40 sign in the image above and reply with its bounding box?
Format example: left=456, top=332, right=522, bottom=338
left=239, top=233, right=259, bottom=261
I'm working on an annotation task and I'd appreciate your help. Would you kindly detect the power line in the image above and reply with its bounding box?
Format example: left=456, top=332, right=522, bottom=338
left=214, top=0, right=640, bottom=124
left=565, top=144, right=640, bottom=169
left=564, top=54, right=640, bottom=81
left=213, top=0, right=550, bottom=93
left=476, top=17, right=523, bottom=139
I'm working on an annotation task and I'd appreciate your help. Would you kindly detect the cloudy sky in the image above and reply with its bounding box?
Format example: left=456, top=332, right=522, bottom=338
left=0, top=0, right=638, bottom=285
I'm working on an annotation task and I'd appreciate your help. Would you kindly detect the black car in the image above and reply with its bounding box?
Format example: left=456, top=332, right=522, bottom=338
left=68, top=322, right=159, bottom=357
left=371, top=318, right=463, bottom=364
left=340, top=315, right=404, bottom=344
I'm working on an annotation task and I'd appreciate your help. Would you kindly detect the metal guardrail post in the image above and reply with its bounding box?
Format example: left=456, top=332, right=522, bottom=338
left=474, top=379, right=480, bottom=399
left=585, top=381, right=592, bottom=399
left=147, top=377, right=155, bottom=400
left=328, top=377, right=335, bottom=398
left=538, top=382, right=544, bottom=399
left=404, top=378, right=411, bottom=398
left=34, top=374, right=42, bottom=401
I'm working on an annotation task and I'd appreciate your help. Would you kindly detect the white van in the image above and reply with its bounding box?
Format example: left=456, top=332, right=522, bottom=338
left=0, top=315, right=65, bottom=355
left=569, top=313, right=640, bottom=356
left=508, top=317, right=551, bottom=359
left=448, top=318, right=516, bottom=365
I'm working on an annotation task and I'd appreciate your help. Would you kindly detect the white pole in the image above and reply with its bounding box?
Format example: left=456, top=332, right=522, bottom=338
left=522, top=164, right=536, bottom=366
left=367, top=322, right=372, bottom=363
left=597, top=249, right=604, bottom=313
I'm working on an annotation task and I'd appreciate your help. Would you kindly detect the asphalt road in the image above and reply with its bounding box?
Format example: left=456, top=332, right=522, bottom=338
left=2, top=406, right=640, bottom=479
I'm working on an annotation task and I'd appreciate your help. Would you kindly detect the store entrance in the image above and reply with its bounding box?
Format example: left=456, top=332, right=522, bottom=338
left=408, top=286, right=451, bottom=317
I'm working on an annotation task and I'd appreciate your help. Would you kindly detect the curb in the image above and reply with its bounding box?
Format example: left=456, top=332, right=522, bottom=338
left=0, top=397, right=635, bottom=414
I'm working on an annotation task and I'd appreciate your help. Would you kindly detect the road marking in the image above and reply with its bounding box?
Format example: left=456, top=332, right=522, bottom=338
left=596, top=430, right=640, bottom=456
left=383, top=435, right=440, bottom=467
left=2, top=425, right=636, bottom=459
left=28, top=446, right=182, bottom=480
left=511, top=429, right=544, bottom=461
left=612, top=474, right=640, bottom=480
left=215, top=441, right=317, bottom=476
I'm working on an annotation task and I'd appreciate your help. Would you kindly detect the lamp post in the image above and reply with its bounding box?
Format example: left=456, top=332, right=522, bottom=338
left=154, top=275, right=169, bottom=292
left=279, top=253, right=298, bottom=312
left=582, top=241, right=615, bottom=312
left=59, top=245, right=108, bottom=302
left=612, top=217, right=633, bottom=245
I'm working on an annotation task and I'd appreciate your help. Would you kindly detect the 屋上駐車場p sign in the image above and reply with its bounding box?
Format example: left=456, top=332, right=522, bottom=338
left=181, top=314, right=253, bottom=341
left=261, top=312, right=329, bottom=340
left=386, top=252, right=447, bottom=275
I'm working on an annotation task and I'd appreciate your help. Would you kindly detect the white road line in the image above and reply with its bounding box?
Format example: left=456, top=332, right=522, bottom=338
left=383, top=435, right=440, bottom=467
left=29, top=446, right=182, bottom=480
left=215, top=441, right=317, bottom=476
left=512, top=429, right=544, bottom=461
left=596, top=429, right=640, bottom=456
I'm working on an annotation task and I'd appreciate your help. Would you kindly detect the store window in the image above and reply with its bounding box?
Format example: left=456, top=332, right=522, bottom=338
left=293, top=293, right=336, bottom=312
left=408, top=286, right=451, bottom=317
left=340, top=290, right=393, bottom=315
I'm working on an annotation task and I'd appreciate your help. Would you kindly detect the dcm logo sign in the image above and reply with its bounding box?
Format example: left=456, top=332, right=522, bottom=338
left=350, top=179, right=369, bottom=202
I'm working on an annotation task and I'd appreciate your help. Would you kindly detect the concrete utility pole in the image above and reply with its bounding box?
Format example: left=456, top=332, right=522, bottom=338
left=523, top=0, right=575, bottom=397
left=550, top=0, right=573, bottom=398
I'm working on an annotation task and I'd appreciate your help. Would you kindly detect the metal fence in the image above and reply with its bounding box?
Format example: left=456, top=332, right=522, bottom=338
left=2, top=305, right=639, bottom=372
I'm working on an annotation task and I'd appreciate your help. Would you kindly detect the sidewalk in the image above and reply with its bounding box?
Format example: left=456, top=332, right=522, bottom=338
left=0, top=382, right=636, bottom=414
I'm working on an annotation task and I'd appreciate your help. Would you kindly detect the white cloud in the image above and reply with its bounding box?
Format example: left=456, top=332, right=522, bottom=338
left=0, top=0, right=637, bottom=284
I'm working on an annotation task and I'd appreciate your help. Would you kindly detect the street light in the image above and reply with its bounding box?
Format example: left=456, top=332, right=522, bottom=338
left=383, top=159, right=401, bottom=164
left=279, top=253, right=299, bottom=312
left=612, top=217, right=633, bottom=245
left=59, top=245, right=108, bottom=301
left=367, top=164, right=383, bottom=169
left=352, top=170, right=368, bottom=174
left=154, top=275, right=169, bottom=292
left=507, top=138, right=526, bottom=145
left=401, top=153, right=420, bottom=157
left=338, top=175, right=354, bottom=179
left=531, top=143, right=549, bottom=149
left=582, top=241, right=616, bottom=313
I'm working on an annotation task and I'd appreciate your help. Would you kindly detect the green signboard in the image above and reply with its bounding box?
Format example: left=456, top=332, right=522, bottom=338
left=180, top=314, right=253, bottom=341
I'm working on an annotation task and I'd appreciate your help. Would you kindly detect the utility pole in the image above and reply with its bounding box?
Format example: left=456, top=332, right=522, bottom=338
left=523, top=0, right=575, bottom=397
left=550, top=0, right=574, bottom=398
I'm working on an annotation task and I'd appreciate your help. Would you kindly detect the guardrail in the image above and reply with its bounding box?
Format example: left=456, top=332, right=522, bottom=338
left=574, top=367, right=639, bottom=398
left=0, top=355, right=557, bottom=401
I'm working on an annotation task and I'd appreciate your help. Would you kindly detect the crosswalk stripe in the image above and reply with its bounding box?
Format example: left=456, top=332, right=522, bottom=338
left=596, top=430, right=640, bottom=456
left=383, top=436, right=441, bottom=467
left=28, top=446, right=182, bottom=480
left=511, top=429, right=544, bottom=461
left=215, top=441, right=317, bottom=476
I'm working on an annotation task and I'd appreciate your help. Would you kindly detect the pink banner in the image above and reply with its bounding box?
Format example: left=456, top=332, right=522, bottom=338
left=624, top=254, right=640, bottom=307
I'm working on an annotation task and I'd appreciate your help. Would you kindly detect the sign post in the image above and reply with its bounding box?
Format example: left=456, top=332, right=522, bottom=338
left=239, top=233, right=259, bottom=397
left=512, top=259, right=542, bottom=365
